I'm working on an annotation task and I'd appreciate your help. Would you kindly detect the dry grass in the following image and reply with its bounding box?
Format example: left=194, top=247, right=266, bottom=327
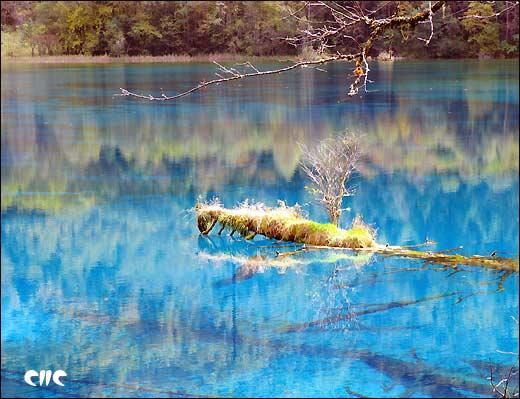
left=1, top=53, right=296, bottom=65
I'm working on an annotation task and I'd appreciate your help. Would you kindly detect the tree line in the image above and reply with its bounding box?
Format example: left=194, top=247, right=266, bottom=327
left=1, top=1, right=518, bottom=58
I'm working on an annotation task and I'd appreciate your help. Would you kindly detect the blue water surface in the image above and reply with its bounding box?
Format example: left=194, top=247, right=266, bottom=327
left=1, top=59, right=519, bottom=397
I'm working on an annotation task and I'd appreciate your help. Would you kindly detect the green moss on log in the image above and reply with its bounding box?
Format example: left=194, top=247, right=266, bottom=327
left=195, top=201, right=519, bottom=272
left=195, top=202, right=375, bottom=249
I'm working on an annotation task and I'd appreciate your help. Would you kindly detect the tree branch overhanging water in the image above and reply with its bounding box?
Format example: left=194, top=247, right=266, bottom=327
left=116, top=1, right=450, bottom=101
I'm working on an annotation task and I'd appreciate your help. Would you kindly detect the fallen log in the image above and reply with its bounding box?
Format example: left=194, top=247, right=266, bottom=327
left=282, top=291, right=460, bottom=333
left=196, top=201, right=375, bottom=249
left=195, top=202, right=519, bottom=273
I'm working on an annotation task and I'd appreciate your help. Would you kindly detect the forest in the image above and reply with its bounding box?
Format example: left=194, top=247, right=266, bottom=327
left=1, top=1, right=519, bottom=59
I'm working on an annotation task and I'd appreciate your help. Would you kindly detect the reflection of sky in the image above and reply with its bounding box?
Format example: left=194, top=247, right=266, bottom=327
left=1, top=60, right=519, bottom=397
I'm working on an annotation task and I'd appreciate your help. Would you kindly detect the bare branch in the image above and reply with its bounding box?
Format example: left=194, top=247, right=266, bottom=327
left=118, top=1, right=447, bottom=101
left=488, top=314, right=520, bottom=398
left=418, top=1, right=435, bottom=46
left=299, top=132, right=361, bottom=226
left=496, top=350, right=520, bottom=356
left=490, top=365, right=519, bottom=398
left=116, top=54, right=357, bottom=101
left=281, top=1, right=309, bottom=21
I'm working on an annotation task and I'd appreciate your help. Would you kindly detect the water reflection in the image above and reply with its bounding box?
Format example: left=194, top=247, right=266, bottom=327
left=1, top=60, right=518, bottom=212
left=1, top=195, right=518, bottom=397
left=1, top=60, right=519, bottom=397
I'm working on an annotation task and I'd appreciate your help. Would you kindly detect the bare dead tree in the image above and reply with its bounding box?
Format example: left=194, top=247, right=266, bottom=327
left=299, top=132, right=361, bottom=226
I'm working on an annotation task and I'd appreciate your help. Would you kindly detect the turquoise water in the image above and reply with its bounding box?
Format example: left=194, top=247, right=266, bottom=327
left=1, top=60, right=519, bottom=397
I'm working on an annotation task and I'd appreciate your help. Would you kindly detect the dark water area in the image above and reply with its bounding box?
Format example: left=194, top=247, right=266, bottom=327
left=1, top=60, right=519, bottom=397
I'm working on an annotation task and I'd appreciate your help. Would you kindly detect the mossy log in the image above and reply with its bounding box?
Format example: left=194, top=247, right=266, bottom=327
left=195, top=202, right=519, bottom=272
left=196, top=202, right=375, bottom=249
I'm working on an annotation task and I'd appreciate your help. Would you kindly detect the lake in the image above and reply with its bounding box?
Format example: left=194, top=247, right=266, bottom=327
left=1, top=59, right=519, bottom=398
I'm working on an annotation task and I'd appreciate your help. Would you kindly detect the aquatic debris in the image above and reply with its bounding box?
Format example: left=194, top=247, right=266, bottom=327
left=27, top=299, right=496, bottom=398
left=355, top=350, right=494, bottom=397
left=195, top=201, right=519, bottom=273
left=344, top=386, right=369, bottom=398
left=304, top=322, right=424, bottom=333
left=373, top=246, right=519, bottom=273
left=281, top=291, right=460, bottom=333
left=196, top=200, right=375, bottom=249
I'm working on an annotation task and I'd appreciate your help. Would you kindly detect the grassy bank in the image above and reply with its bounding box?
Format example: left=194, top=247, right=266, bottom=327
left=2, top=52, right=514, bottom=66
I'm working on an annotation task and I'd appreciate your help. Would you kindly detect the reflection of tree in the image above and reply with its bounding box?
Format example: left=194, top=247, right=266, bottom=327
left=351, top=173, right=519, bottom=256
left=1, top=61, right=518, bottom=398
left=1, top=61, right=518, bottom=213
left=308, top=264, right=361, bottom=334
left=1, top=198, right=517, bottom=397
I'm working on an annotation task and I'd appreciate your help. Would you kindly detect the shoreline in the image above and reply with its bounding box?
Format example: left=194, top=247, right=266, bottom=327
left=1, top=54, right=298, bottom=65
left=2, top=54, right=516, bottom=66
